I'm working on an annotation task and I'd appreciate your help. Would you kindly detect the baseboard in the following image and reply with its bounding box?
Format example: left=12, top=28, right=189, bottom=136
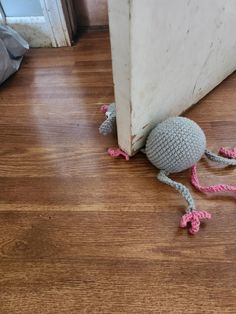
left=78, top=25, right=109, bottom=33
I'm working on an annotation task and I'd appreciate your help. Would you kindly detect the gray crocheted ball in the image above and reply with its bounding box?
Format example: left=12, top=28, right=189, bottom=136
left=146, top=117, right=206, bottom=173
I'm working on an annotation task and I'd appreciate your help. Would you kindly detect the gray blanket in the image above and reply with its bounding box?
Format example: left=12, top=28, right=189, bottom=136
left=0, top=24, right=29, bottom=85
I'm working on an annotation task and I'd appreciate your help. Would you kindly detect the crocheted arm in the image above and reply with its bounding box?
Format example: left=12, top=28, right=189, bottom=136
left=191, top=147, right=236, bottom=193
left=99, top=103, right=129, bottom=160
left=205, top=149, right=236, bottom=165
left=99, top=103, right=116, bottom=135
left=158, top=170, right=196, bottom=212
left=158, top=170, right=211, bottom=234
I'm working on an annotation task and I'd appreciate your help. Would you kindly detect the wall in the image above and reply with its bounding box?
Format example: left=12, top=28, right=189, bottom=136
left=74, top=0, right=108, bottom=27
left=109, top=0, right=236, bottom=155
left=1, top=0, right=43, bottom=17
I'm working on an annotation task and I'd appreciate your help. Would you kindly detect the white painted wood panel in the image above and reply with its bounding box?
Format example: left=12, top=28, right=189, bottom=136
left=40, top=0, right=71, bottom=47
left=108, top=0, right=132, bottom=152
left=109, top=0, right=236, bottom=155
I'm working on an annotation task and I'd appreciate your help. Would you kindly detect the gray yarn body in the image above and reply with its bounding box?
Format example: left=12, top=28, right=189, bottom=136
left=99, top=103, right=116, bottom=135
left=146, top=117, right=206, bottom=173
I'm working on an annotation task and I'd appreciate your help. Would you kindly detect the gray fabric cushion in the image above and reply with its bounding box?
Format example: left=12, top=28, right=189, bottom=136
left=0, top=25, right=28, bottom=85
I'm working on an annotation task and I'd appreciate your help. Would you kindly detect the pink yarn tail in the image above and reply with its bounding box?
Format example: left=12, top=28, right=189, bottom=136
left=180, top=210, right=211, bottom=234
left=219, top=147, right=236, bottom=159
left=108, top=148, right=130, bottom=161
left=191, top=165, right=236, bottom=193
left=100, top=104, right=109, bottom=113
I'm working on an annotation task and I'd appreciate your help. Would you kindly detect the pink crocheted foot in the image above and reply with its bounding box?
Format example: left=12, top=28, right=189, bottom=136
left=219, top=147, right=236, bottom=159
left=180, top=210, right=211, bottom=234
left=108, top=148, right=130, bottom=161
left=100, top=104, right=109, bottom=113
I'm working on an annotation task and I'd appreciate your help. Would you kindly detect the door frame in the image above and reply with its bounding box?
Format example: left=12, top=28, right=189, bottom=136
left=40, top=0, right=72, bottom=47
left=0, top=1, right=6, bottom=24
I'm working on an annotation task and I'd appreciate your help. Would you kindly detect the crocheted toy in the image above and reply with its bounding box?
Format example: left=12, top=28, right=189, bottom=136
left=99, top=103, right=116, bottom=135
left=99, top=104, right=236, bottom=234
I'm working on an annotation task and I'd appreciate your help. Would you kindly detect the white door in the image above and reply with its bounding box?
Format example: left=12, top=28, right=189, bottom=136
left=0, top=0, right=77, bottom=47
left=108, top=0, right=236, bottom=156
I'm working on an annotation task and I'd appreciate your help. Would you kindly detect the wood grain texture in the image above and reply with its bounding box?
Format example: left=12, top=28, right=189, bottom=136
left=0, top=31, right=236, bottom=314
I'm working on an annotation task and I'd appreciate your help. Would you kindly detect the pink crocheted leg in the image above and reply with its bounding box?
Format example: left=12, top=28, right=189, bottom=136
left=219, top=147, right=236, bottom=159
left=191, top=165, right=236, bottom=193
left=100, top=104, right=109, bottom=113
left=180, top=210, right=211, bottom=234
left=107, top=148, right=130, bottom=161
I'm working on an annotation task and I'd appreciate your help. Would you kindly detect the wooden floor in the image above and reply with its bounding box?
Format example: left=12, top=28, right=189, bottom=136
left=0, top=31, right=236, bottom=314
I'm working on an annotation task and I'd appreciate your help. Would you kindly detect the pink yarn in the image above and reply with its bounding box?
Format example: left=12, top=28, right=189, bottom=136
left=180, top=210, right=211, bottom=234
left=191, top=165, right=236, bottom=193
left=219, top=147, right=236, bottom=159
left=108, top=148, right=130, bottom=161
left=100, top=104, right=109, bottom=113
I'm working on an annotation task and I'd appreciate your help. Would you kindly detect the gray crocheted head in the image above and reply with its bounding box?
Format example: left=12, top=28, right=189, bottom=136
left=145, top=117, right=206, bottom=173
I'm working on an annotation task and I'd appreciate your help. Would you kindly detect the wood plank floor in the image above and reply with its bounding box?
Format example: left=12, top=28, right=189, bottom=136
left=0, top=31, right=236, bottom=314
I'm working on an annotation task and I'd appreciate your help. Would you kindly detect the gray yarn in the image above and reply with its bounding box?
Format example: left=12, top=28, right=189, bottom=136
left=99, top=115, right=116, bottom=135
left=158, top=170, right=195, bottom=212
left=205, top=149, right=236, bottom=166
left=99, top=103, right=116, bottom=135
left=146, top=117, right=206, bottom=173
left=145, top=117, right=207, bottom=213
